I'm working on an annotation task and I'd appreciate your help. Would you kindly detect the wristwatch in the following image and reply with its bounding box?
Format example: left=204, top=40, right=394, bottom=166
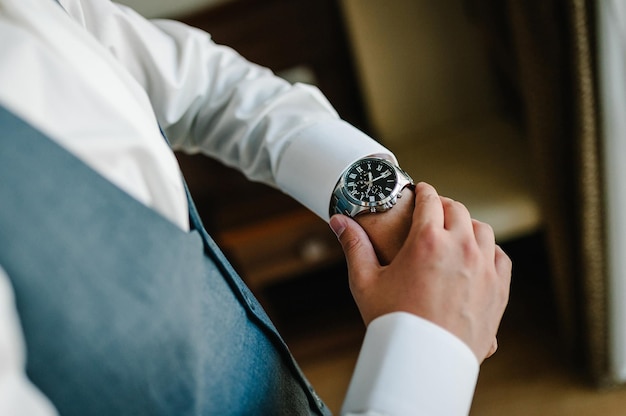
left=329, top=156, right=415, bottom=217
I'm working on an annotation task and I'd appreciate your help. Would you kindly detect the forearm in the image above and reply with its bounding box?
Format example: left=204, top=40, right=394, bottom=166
left=61, top=1, right=333, bottom=181
left=60, top=0, right=392, bottom=219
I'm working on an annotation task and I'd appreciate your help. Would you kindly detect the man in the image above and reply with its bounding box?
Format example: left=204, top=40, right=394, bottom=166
left=0, top=0, right=511, bottom=414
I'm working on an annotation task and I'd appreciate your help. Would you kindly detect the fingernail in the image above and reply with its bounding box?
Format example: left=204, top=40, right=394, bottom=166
left=329, top=215, right=346, bottom=238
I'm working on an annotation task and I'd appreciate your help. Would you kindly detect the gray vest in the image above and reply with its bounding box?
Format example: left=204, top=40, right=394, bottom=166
left=0, top=105, right=330, bottom=415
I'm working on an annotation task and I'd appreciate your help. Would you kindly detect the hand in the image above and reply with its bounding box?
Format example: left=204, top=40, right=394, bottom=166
left=366, top=172, right=373, bottom=194
left=329, top=182, right=511, bottom=362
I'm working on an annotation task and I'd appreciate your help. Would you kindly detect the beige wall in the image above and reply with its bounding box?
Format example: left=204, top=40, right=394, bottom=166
left=340, top=0, right=500, bottom=144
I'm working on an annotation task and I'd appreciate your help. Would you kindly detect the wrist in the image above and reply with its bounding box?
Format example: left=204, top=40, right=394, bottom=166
left=355, top=187, right=414, bottom=265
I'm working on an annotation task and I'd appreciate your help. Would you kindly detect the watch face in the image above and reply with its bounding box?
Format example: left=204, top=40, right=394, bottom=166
left=344, top=158, right=398, bottom=205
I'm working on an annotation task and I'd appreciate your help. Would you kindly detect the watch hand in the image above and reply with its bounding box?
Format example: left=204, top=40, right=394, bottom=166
left=370, top=171, right=392, bottom=183
left=364, top=172, right=373, bottom=194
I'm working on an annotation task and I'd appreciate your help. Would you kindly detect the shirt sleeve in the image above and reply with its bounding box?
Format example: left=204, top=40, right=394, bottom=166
left=341, top=312, right=479, bottom=416
left=0, top=266, right=59, bottom=416
left=61, top=0, right=392, bottom=220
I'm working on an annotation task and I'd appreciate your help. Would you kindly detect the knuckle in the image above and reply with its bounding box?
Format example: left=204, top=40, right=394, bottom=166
left=473, top=220, right=496, bottom=245
left=416, top=190, right=438, bottom=210
left=452, top=199, right=470, bottom=214
left=474, top=219, right=494, bottom=234
left=460, top=239, right=481, bottom=264
left=415, top=223, right=443, bottom=253
left=341, top=233, right=362, bottom=255
left=497, top=247, right=513, bottom=272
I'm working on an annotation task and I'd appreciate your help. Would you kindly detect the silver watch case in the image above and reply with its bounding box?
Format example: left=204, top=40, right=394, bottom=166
left=330, top=157, right=415, bottom=217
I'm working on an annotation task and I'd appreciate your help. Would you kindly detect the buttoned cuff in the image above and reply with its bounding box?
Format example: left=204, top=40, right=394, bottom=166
left=341, top=312, right=479, bottom=416
left=275, top=119, right=394, bottom=221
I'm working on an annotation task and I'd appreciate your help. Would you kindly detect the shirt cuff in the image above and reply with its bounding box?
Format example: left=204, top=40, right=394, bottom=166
left=274, top=119, right=394, bottom=221
left=341, top=312, right=479, bottom=416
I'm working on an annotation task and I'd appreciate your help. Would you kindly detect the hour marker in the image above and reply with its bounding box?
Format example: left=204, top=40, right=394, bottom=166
left=378, top=193, right=385, bottom=199
left=348, top=173, right=357, bottom=179
left=385, top=187, right=393, bottom=192
left=369, top=196, right=375, bottom=202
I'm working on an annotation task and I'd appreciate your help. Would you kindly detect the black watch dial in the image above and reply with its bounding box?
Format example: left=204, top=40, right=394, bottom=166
left=345, top=158, right=398, bottom=204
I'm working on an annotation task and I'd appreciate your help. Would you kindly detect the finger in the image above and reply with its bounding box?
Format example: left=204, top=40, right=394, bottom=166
left=485, top=338, right=498, bottom=359
left=495, top=245, right=513, bottom=279
left=330, top=214, right=380, bottom=281
left=473, top=219, right=496, bottom=251
left=441, top=197, right=473, bottom=235
left=412, top=182, right=444, bottom=231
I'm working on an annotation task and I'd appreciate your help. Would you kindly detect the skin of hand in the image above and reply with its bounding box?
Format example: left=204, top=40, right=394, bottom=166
left=353, top=186, right=415, bottom=266
left=329, top=182, right=512, bottom=362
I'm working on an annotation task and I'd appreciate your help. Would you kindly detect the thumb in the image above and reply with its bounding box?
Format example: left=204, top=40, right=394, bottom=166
left=329, top=215, right=380, bottom=274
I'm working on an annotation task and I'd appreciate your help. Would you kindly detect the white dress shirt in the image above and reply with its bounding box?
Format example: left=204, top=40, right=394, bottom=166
left=0, top=0, right=479, bottom=414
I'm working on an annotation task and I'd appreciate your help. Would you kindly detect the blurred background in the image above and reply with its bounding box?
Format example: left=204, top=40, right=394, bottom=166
left=116, top=0, right=626, bottom=413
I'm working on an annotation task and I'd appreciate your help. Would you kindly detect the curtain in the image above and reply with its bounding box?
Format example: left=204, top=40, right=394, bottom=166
left=512, top=0, right=609, bottom=385
left=469, top=0, right=610, bottom=385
